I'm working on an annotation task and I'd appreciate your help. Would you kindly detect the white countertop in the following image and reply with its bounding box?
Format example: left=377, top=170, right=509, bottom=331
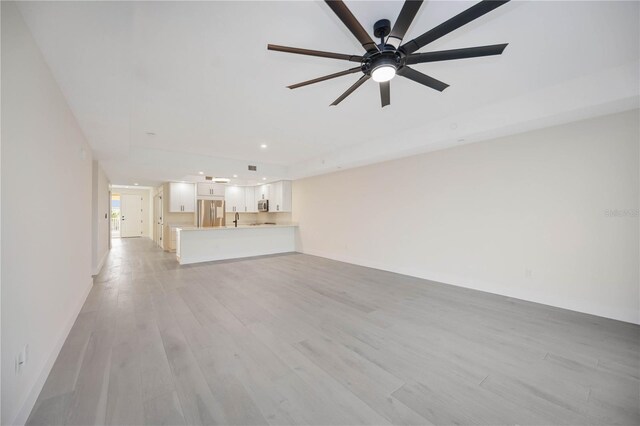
left=177, top=224, right=298, bottom=232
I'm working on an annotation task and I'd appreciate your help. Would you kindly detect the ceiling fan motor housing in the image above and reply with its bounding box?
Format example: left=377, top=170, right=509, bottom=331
left=362, top=51, right=401, bottom=75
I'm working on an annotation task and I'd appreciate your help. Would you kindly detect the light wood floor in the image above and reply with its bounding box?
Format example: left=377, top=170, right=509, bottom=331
left=28, top=238, right=639, bottom=425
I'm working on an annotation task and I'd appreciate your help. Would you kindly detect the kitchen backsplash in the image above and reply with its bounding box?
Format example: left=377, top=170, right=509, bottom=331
left=232, top=212, right=292, bottom=225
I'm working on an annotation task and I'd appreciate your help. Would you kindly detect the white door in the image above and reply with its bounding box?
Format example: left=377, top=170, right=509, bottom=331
left=153, top=194, right=163, bottom=246
left=157, top=194, right=163, bottom=247
left=121, top=194, right=142, bottom=238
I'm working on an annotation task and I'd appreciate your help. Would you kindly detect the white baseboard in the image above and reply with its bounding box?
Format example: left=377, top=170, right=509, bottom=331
left=11, top=277, right=94, bottom=426
left=92, top=248, right=109, bottom=276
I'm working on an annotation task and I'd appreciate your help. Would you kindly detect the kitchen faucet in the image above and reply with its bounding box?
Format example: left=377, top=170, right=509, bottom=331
left=233, top=211, right=239, bottom=228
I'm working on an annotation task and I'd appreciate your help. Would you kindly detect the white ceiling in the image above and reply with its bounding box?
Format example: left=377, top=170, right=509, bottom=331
left=17, top=1, right=640, bottom=186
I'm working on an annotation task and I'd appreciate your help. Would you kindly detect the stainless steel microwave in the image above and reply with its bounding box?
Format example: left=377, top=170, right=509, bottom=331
left=258, top=199, right=269, bottom=212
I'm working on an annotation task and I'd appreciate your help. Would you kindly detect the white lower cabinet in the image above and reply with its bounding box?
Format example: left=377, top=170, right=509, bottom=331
left=167, top=225, right=180, bottom=251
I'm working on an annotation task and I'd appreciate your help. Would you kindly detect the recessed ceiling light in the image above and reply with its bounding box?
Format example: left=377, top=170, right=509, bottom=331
left=260, top=144, right=267, bottom=149
left=134, top=183, right=139, bottom=186
left=262, top=177, right=267, bottom=181
left=198, top=171, right=203, bottom=175
left=233, top=174, right=238, bottom=178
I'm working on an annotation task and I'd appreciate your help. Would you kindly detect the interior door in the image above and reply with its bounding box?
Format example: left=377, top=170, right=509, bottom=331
left=153, top=194, right=159, bottom=245
left=121, top=194, right=142, bottom=238
left=157, top=194, right=163, bottom=247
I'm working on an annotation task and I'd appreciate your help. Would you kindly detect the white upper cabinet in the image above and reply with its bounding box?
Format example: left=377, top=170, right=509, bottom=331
left=197, top=183, right=225, bottom=197
left=256, top=184, right=270, bottom=201
left=224, top=186, right=246, bottom=213
left=169, top=182, right=195, bottom=213
left=219, top=181, right=290, bottom=213
left=271, top=181, right=282, bottom=211
left=244, top=187, right=256, bottom=212
left=270, top=180, right=292, bottom=212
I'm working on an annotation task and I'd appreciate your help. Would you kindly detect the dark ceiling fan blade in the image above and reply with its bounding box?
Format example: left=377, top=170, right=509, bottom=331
left=287, top=67, right=362, bottom=89
left=330, top=74, right=371, bottom=106
left=387, top=0, right=423, bottom=48
left=380, top=81, right=390, bottom=107
left=401, top=0, right=510, bottom=55
left=406, top=43, right=508, bottom=64
left=268, top=44, right=363, bottom=62
left=397, top=66, right=449, bottom=92
left=325, top=1, right=379, bottom=52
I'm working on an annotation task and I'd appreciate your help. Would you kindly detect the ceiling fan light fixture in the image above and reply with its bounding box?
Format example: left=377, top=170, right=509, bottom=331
left=371, top=65, right=396, bottom=82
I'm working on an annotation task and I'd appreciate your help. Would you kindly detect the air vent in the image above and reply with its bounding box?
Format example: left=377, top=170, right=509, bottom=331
left=205, top=176, right=213, bottom=181
left=248, top=165, right=257, bottom=171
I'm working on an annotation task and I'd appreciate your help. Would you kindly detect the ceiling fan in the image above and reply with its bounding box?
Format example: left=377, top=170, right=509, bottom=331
left=268, top=0, right=510, bottom=107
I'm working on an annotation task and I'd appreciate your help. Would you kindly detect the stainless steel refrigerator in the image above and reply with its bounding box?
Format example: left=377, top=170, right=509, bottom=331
left=197, top=199, right=226, bottom=227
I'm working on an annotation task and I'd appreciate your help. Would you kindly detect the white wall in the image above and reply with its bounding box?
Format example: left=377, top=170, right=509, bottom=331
left=92, top=161, right=110, bottom=275
left=1, top=3, right=95, bottom=424
left=293, top=110, right=640, bottom=324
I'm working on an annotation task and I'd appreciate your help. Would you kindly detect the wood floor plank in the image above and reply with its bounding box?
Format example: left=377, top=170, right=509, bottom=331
left=293, top=337, right=429, bottom=425
left=392, top=379, right=551, bottom=425
left=26, top=392, right=73, bottom=426
left=64, top=327, right=115, bottom=425
left=247, top=321, right=392, bottom=426
left=35, top=311, right=96, bottom=402
left=143, top=390, right=186, bottom=426
left=158, top=324, right=227, bottom=425
left=105, top=338, right=144, bottom=425
left=479, top=372, right=594, bottom=424
left=135, top=313, right=177, bottom=403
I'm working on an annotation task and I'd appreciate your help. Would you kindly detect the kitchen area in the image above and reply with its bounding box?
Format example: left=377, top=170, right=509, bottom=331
left=153, top=179, right=297, bottom=265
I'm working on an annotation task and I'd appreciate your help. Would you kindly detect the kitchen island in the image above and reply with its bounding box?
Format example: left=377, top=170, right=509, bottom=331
left=175, top=224, right=298, bottom=265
